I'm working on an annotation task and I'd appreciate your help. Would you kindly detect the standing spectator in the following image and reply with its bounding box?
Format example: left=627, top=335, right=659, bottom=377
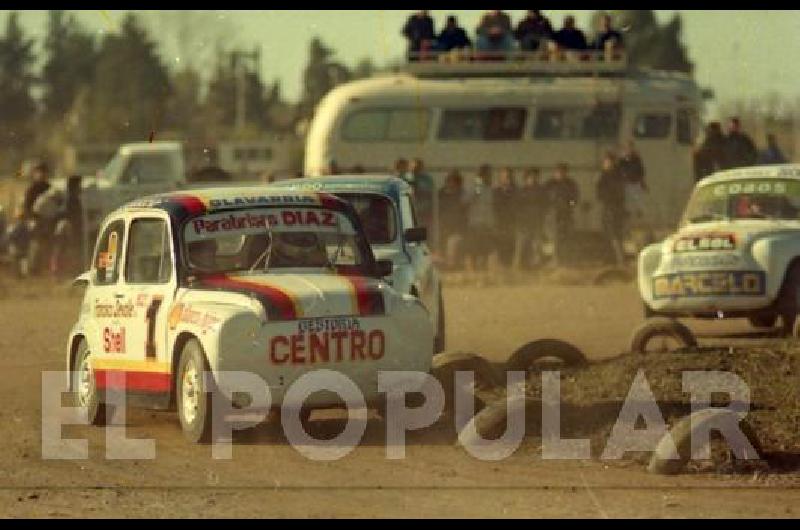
left=693, top=122, right=727, bottom=181
left=466, top=164, right=496, bottom=272
left=6, top=205, right=30, bottom=278
left=759, top=134, right=788, bottom=165
left=553, top=15, right=588, bottom=51
left=438, top=170, right=468, bottom=269
left=596, top=152, right=627, bottom=266
left=475, top=10, right=514, bottom=54
left=326, top=160, right=341, bottom=175
left=593, top=12, right=624, bottom=51
left=724, top=117, right=758, bottom=169
left=618, top=140, right=647, bottom=223
left=517, top=168, right=548, bottom=269
left=493, top=168, right=518, bottom=270
left=407, top=158, right=435, bottom=229
left=394, top=158, right=411, bottom=181
left=437, top=15, right=472, bottom=52
left=351, top=164, right=366, bottom=174
left=29, top=187, right=64, bottom=277
left=51, top=176, right=84, bottom=278
left=545, top=163, right=580, bottom=266
left=22, top=162, right=51, bottom=221
left=514, top=10, right=553, bottom=51
left=402, top=10, right=436, bottom=61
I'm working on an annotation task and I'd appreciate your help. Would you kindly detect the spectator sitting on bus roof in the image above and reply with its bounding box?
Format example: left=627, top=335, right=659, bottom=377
left=758, top=134, right=787, bottom=165
left=437, top=15, right=472, bottom=52
left=403, top=10, right=436, bottom=61
left=476, top=10, right=514, bottom=54
left=593, top=13, right=624, bottom=51
left=553, top=15, right=588, bottom=51
left=514, top=10, right=553, bottom=51
left=724, top=117, right=758, bottom=169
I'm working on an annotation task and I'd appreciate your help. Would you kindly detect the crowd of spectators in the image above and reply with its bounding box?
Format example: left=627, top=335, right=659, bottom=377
left=403, top=10, right=624, bottom=59
left=694, top=117, right=785, bottom=181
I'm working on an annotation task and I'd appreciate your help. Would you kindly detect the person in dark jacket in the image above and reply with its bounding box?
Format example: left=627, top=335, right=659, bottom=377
left=517, top=168, right=548, bottom=269
left=493, top=168, right=518, bottom=269
left=545, top=163, right=580, bottom=266
left=51, top=175, right=84, bottom=278
left=402, top=11, right=436, bottom=60
left=596, top=152, right=627, bottom=266
left=724, top=117, right=758, bottom=169
left=593, top=13, right=624, bottom=50
left=437, top=15, right=472, bottom=52
left=759, top=134, right=788, bottom=165
left=694, top=122, right=727, bottom=181
left=553, top=15, right=588, bottom=51
left=514, top=10, right=553, bottom=51
left=438, top=170, right=468, bottom=269
left=476, top=10, right=514, bottom=53
left=22, top=162, right=51, bottom=221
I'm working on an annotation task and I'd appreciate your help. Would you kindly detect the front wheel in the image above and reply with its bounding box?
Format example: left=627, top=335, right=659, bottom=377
left=434, top=290, right=446, bottom=354
left=177, top=338, right=214, bottom=444
left=72, top=339, right=111, bottom=425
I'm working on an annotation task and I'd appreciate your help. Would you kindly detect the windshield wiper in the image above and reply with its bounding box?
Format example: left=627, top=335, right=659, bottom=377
left=688, top=213, right=728, bottom=224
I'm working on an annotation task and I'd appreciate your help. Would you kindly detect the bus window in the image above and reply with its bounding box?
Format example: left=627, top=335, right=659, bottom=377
left=342, top=109, right=430, bottom=142
left=438, top=108, right=527, bottom=141
left=676, top=109, right=695, bottom=145
left=633, top=113, right=672, bottom=139
left=534, top=105, right=620, bottom=140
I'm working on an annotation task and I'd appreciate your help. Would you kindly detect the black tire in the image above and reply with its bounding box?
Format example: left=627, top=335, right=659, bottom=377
left=434, top=290, right=446, bottom=354
left=630, top=317, right=697, bottom=354
left=506, top=339, right=587, bottom=373
left=643, top=302, right=655, bottom=319
left=431, top=352, right=497, bottom=416
left=748, top=314, right=778, bottom=329
left=777, top=262, right=800, bottom=337
left=176, top=338, right=214, bottom=444
left=72, top=339, right=111, bottom=426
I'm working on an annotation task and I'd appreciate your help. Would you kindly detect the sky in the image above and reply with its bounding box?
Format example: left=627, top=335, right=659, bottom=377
left=3, top=9, right=800, bottom=115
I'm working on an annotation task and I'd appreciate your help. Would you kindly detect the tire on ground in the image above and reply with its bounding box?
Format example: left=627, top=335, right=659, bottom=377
left=648, top=409, right=763, bottom=475
left=432, top=352, right=498, bottom=415
left=505, top=339, right=587, bottom=373
left=629, top=317, right=697, bottom=354
left=72, top=338, right=111, bottom=426
left=457, top=395, right=535, bottom=447
left=176, top=338, right=215, bottom=444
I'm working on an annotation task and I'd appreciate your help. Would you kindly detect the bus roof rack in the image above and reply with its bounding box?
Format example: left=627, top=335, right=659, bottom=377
left=400, top=50, right=629, bottom=79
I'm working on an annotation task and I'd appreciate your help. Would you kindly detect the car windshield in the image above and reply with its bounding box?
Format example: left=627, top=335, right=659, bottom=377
left=183, top=206, right=366, bottom=274
left=336, top=192, right=397, bottom=244
left=682, top=179, right=800, bottom=225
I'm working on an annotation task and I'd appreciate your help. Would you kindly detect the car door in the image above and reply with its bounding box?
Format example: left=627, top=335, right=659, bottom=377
left=120, top=215, right=177, bottom=390
left=84, top=216, right=128, bottom=371
left=400, top=192, right=436, bottom=311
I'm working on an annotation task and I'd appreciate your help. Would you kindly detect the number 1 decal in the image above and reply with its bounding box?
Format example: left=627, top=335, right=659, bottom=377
left=145, top=296, right=164, bottom=359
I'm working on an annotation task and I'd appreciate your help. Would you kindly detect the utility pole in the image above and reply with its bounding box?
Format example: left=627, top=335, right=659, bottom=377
left=231, top=46, right=262, bottom=136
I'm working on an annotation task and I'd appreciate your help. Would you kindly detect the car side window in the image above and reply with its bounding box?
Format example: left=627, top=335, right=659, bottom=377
left=93, top=220, right=125, bottom=285
left=125, top=218, right=173, bottom=284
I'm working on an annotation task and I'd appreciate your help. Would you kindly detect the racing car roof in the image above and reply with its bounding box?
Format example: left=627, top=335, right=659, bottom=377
left=268, top=175, right=411, bottom=205
left=700, top=164, right=800, bottom=185
left=115, top=186, right=352, bottom=223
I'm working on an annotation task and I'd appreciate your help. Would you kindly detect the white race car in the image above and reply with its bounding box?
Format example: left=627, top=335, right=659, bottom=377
left=269, top=176, right=445, bottom=352
left=66, top=187, right=433, bottom=442
left=639, top=164, right=800, bottom=335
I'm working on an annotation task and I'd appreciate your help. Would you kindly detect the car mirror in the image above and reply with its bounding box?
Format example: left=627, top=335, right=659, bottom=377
left=72, top=271, right=91, bottom=288
left=404, top=227, right=427, bottom=243
left=374, top=259, right=393, bottom=278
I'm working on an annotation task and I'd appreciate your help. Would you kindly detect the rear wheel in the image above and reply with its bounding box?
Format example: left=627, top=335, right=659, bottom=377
left=777, top=263, right=800, bottom=337
left=630, top=318, right=697, bottom=354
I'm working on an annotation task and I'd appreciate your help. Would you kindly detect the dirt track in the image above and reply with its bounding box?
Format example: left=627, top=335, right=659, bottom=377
left=0, top=279, right=798, bottom=518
